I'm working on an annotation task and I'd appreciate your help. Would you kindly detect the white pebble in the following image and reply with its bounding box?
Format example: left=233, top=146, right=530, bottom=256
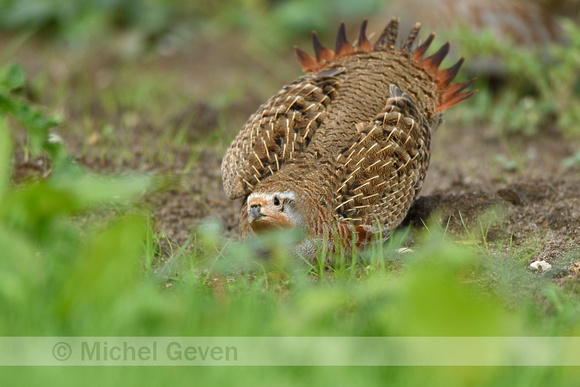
left=48, top=133, right=63, bottom=144
left=529, top=260, right=552, bottom=271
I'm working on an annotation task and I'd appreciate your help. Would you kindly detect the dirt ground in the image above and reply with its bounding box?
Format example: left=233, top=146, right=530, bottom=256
left=148, top=121, right=580, bottom=263
left=6, top=29, right=580, bottom=278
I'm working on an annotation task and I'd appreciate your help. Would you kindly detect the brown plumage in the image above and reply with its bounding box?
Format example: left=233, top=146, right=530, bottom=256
left=221, top=19, right=476, bottom=259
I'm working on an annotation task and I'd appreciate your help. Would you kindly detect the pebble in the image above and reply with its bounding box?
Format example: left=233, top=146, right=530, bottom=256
left=529, top=260, right=552, bottom=271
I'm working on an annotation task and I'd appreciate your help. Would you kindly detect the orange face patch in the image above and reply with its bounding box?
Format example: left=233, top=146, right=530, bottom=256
left=250, top=212, right=296, bottom=233
left=248, top=195, right=297, bottom=234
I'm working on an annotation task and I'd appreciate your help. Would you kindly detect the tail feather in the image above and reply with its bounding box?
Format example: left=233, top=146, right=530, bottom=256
left=312, top=31, right=334, bottom=62
left=422, top=42, right=450, bottom=73
left=438, top=90, right=477, bottom=111
left=294, top=46, right=318, bottom=71
left=357, top=19, right=373, bottom=52
left=403, top=22, right=421, bottom=51
left=335, top=22, right=354, bottom=57
left=374, top=18, right=400, bottom=51
left=293, top=19, right=476, bottom=109
left=443, top=78, right=475, bottom=97
left=436, top=57, right=464, bottom=88
left=438, top=79, right=477, bottom=111
left=411, top=33, right=435, bottom=61
left=411, top=37, right=475, bottom=111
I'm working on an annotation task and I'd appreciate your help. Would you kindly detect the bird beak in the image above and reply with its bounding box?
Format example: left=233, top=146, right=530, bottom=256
left=248, top=204, right=266, bottom=221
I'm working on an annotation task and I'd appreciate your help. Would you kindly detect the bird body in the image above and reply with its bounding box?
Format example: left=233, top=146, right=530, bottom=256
left=222, top=19, right=475, bottom=259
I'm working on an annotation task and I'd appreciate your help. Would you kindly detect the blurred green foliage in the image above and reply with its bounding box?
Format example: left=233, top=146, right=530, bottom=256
left=0, top=0, right=176, bottom=39
left=0, top=0, right=382, bottom=46
left=453, top=20, right=580, bottom=137
left=0, top=63, right=58, bottom=157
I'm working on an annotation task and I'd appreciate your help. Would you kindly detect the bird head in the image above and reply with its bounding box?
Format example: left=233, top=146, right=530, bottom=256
left=246, top=190, right=303, bottom=234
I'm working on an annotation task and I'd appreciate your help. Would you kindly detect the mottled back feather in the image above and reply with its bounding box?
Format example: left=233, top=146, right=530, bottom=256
left=222, top=71, right=342, bottom=200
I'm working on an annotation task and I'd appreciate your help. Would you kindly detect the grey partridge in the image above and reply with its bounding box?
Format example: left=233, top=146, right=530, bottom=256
left=221, top=19, right=475, bottom=259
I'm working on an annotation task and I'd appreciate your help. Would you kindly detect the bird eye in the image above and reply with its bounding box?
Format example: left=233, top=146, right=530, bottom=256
left=273, top=196, right=280, bottom=206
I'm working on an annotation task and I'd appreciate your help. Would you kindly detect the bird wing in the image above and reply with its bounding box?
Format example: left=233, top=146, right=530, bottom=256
left=334, top=85, right=431, bottom=237
left=221, top=69, right=343, bottom=200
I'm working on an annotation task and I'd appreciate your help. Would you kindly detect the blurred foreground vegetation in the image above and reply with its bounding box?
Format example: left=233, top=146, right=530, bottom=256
left=1, top=1, right=580, bottom=385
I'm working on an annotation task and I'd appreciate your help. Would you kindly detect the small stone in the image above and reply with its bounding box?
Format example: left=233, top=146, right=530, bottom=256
left=48, top=133, right=62, bottom=144
left=529, top=260, right=552, bottom=271
left=88, top=132, right=100, bottom=146
left=497, top=188, right=524, bottom=206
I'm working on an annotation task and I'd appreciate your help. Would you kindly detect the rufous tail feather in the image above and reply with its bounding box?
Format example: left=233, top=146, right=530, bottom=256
left=293, top=19, right=477, bottom=111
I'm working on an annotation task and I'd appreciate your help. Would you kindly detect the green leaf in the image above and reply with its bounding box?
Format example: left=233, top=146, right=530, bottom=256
left=0, top=63, right=25, bottom=92
left=0, top=63, right=59, bottom=157
left=50, top=172, right=152, bottom=207
left=11, top=101, right=58, bottom=155
left=0, top=224, right=43, bottom=309
left=0, top=117, right=10, bottom=201
left=57, top=215, right=146, bottom=323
